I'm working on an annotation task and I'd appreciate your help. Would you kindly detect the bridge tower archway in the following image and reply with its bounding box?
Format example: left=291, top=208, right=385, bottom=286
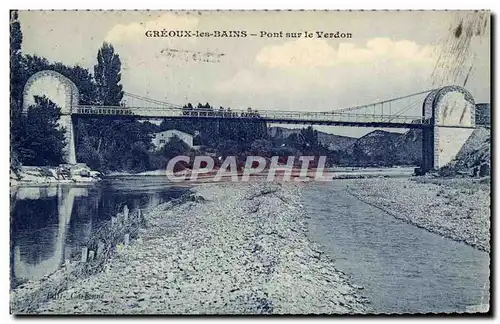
left=22, top=70, right=79, bottom=164
left=421, top=85, right=476, bottom=173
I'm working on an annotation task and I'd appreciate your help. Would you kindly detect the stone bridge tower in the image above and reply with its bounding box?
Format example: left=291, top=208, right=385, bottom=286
left=421, top=85, right=476, bottom=173
left=22, top=70, right=79, bottom=164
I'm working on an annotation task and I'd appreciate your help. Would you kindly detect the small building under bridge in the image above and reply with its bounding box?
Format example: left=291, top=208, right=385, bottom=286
left=151, top=129, right=199, bottom=151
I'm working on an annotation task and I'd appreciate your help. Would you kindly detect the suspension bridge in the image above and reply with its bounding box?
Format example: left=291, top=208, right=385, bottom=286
left=73, top=90, right=434, bottom=129
left=22, top=70, right=482, bottom=173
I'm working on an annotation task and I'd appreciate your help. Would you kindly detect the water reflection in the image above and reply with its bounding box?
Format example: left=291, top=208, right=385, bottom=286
left=10, top=178, right=189, bottom=286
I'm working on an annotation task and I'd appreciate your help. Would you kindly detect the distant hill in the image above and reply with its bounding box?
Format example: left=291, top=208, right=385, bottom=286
left=345, top=130, right=406, bottom=166
left=268, top=126, right=422, bottom=167
left=317, top=132, right=358, bottom=151
left=393, top=128, right=422, bottom=166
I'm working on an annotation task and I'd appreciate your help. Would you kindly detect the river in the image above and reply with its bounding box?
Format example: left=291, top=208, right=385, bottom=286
left=10, top=173, right=490, bottom=313
left=303, top=180, right=490, bottom=314
left=10, top=176, right=189, bottom=287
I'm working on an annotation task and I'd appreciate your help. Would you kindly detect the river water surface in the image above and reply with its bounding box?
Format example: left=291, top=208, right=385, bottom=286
left=10, top=176, right=189, bottom=287
left=10, top=173, right=490, bottom=313
left=303, top=180, right=490, bottom=314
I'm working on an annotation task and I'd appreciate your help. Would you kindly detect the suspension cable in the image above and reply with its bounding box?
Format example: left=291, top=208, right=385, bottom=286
left=332, top=89, right=436, bottom=113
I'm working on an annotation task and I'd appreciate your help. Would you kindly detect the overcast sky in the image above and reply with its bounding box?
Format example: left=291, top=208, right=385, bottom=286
left=18, top=10, right=490, bottom=137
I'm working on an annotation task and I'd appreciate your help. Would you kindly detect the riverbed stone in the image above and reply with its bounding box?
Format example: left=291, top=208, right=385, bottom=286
left=347, top=177, right=490, bottom=252
left=11, top=183, right=368, bottom=315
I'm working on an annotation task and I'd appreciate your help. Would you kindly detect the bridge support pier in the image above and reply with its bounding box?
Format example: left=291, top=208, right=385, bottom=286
left=60, top=115, right=77, bottom=164
left=420, top=86, right=476, bottom=174
left=22, top=70, right=80, bottom=165
left=420, top=127, right=434, bottom=174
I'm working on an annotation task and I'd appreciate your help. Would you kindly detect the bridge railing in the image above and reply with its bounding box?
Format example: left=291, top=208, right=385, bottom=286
left=74, top=105, right=428, bottom=125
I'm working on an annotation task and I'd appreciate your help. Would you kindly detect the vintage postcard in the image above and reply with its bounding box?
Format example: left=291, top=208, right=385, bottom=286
left=9, top=10, right=490, bottom=315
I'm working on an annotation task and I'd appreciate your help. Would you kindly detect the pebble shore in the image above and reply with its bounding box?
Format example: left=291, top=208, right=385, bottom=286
left=346, top=177, right=490, bottom=252
left=14, top=182, right=368, bottom=314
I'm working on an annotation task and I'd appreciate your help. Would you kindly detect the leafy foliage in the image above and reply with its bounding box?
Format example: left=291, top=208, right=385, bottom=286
left=94, top=43, right=124, bottom=106
left=159, top=103, right=268, bottom=150
left=17, top=96, right=67, bottom=166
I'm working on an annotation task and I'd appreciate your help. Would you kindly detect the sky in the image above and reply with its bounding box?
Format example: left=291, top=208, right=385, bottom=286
left=18, top=10, right=490, bottom=137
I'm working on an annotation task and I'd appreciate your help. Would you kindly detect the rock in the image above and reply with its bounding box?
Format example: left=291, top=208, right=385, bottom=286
left=295, top=251, right=305, bottom=258
left=479, top=163, right=490, bottom=177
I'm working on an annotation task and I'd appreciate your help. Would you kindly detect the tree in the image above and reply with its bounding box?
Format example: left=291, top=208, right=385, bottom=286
left=216, top=139, right=240, bottom=158
left=250, top=139, right=273, bottom=157
left=52, top=62, right=98, bottom=105
left=124, top=141, right=151, bottom=172
left=298, top=126, right=319, bottom=150
left=19, top=96, right=66, bottom=166
left=75, top=120, right=102, bottom=170
left=160, top=135, right=191, bottom=159
left=10, top=10, right=23, bottom=106
left=94, top=42, right=123, bottom=105
left=10, top=10, right=25, bottom=172
left=87, top=42, right=139, bottom=171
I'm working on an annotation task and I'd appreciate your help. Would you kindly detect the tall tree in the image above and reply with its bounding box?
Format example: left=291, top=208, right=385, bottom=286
left=86, top=42, right=154, bottom=172
left=91, top=42, right=125, bottom=160
left=94, top=42, right=124, bottom=105
left=10, top=10, right=23, bottom=105
left=10, top=10, right=25, bottom=173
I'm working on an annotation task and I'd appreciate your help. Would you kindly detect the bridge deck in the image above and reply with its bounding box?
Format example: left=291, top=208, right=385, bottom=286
left=73, top=105, right=430, bottom=129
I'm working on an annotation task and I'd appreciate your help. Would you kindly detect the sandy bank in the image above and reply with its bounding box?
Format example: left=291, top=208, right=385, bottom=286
left=13, top=182, right=368, bottom=314
left=346, top=177, right=490, bottom=252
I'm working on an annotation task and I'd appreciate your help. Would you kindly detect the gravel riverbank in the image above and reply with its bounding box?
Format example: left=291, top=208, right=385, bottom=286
left=13, top=182, right=368, bottom=314
left=10, top=165, right=100, bottom=185
left=346, top=177, right=490, bottom=252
